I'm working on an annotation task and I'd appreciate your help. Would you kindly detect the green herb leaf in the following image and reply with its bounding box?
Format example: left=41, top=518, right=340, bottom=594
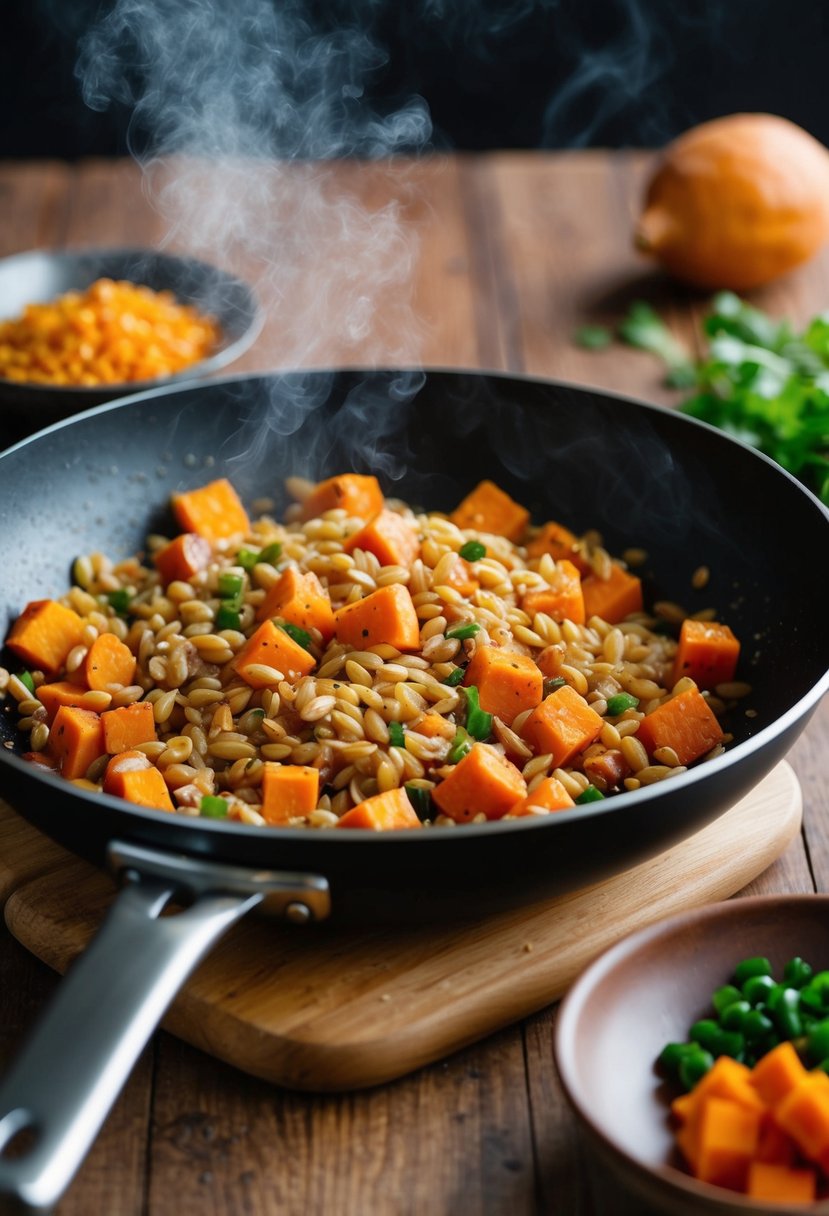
left=258, top=542, right=282, bottom=566
left=445, top=622, right=481, bottom=641
left=237, top=548, right=261, bottom=571
left=458, top=540, right=486, bottom=562
left=574, top=324, right=613, bottom=350
left=18, top=670, right=35, bottom=695
left=278, top=621, right=313, bottom=651
left=575, top=785, right=604, bottom=805
left=107, top=588, right=133, bottom=616
left=200, top=795, right=229, bottom=819
left=218, top=573, right=244, bottom=600
left=388, top=721, right=405, bottom=748
left=606, top=692, right=640, bottom=716
left=618, top=301, right=694, bottom=379
left=441, top=666, right=466, bottom=687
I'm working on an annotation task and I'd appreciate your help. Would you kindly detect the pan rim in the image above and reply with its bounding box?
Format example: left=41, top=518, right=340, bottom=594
left=1, top=367, right=827, bottom=843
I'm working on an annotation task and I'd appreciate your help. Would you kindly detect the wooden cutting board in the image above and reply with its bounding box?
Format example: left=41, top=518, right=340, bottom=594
left=0, top=762, right=801, bottom=1092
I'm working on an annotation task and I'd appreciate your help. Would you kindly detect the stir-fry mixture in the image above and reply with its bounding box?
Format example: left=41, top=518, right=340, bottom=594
left=1, top=474, right=748, bottom=829
left=0, top=278, right=219, bottom=387
left=660, top=955, right=829, bottom=1203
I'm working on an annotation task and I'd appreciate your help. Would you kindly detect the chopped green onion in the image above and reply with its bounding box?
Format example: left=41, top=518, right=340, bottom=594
left=218, top=573, right=244, bottom=600
left=200, top=795, right=229, bottom=819
left=463, top=685, right=493, bottom=742
left=18, top=671, right=35, bottom=695
left=107, top=588, right=133, bottom=616
left=575, top=785, right=604, bottom=804
left=606, top=692, right=640, bottom=716
left=236, top=548, right=261, bottom=571
left=542, top=677, right=567, bottom=697
left=258, top=542, right=282, bottom=566
left=441, top=666, right=466, bottom=687
left=445, top=622, right=481, bottom=641
left=388, top=721, right=405, bottom=748
left=405, top=784, right=433, bottom=821
left=448, top=727, right=472, bottom=765
left=278, top=622, right=313, bottom=651
left=459, top=540, right=486, bottom=562
left=215, top=604, right=241, bottom=631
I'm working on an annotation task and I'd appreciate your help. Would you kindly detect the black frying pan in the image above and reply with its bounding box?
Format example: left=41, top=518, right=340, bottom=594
left=0, top=370, right=827, bottom=1210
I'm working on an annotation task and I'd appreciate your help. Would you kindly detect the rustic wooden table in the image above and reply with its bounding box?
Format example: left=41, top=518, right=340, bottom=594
left=0, top=153, right=827, bottom=1215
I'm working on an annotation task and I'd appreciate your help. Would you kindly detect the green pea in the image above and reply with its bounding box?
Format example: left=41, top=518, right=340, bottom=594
left=712, top=984, right=743, bottom=1017
left=658, top=1042, right=695, bottom=1078
left=721, top=1000, right=752, bottom=1030
left=734, top=957, right=773, bottom=985
left=770, top=988, right=802, bottom=1039
left=800, top=972, right=829, bottom=1013
left=784, top=957, right=814, bottom=989
left=678, top=1048, right=714, bottom=1092
left=807, top=1019, right=829, bottom=1063
left=689, top=1020, right=721, bottom=1051
left=742, top=974, right=776, bottom=1004
left=741, top=1009, right=775, bottom=1044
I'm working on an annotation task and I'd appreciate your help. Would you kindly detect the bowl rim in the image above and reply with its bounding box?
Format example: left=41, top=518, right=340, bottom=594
left=555, top=892, right=829, bottom=1213
left=0, top=244, right=264, bottom=399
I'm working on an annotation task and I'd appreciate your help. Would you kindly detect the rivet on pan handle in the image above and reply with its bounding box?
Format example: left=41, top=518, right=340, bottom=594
left=0, top=844, right=330, bottom=1212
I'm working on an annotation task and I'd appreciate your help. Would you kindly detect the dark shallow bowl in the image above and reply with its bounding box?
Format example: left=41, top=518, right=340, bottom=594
left=555, top=895, right=829, bottom=1215
left=0, top=247, right=263, bottom=427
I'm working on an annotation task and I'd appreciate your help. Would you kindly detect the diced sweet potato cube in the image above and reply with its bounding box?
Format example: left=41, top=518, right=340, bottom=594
left=636, top=686, right=724, bottom=766
left=333, top=584, right=420, bottom=652
left=755, top=1115, right=797, bottom=1166
left=525, top=520, right=590, bottom=574
left=746, top=1161, right=816, bottom=1203
left=522, top=559, right=585, bottom=624
left=260, top=763, right=320, bottom=824
left=83, top=633, right=137, bottom=691
left=413, top=713, right=455, bottom=739
left=102, top=702, right=157, bottom=754
left=103, top=750, right=175, bottom=812
left=537, top=644, right=566, bottom=679
left=36, top=681, right=94, bottom=723
left=775, top=1072, right=829, bottom=1165
left=154, top=532, right=213, bottom=587
left=234, top=619, right=316, bottom=686
left=7, top=599, right=85, bottom=675
left=508, top=776, right=575, bottom=817
left=172, top=478, right=250, bottom=541
left=751, top=1042, right=808, bottom=1110
left=300, top=474, right=384, bottom=522
left=256, top=567, right=335, bottom=640
left=693, top=1096, right=761, bottom=1190
left=581, top=562, right=643, bottom=624
left=672, top=619, right=741, bottom=690
left=48, top=705, right=105, bottom=780
left=450, top=480, right=529, bottom=542
left=344, top=508, right=421, bottom=568
left=462, top=645, right=542, bottom=727
left=431, top=743, right=527, bottom=823
left=521, top=685, right=603, bottom=768
left=336, top=786, right=422, bottom=830
left=683, top=1056, right=766, bottom=1121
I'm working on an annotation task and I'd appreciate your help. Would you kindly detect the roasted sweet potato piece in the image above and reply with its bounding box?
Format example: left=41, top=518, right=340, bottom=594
left=234, top=619, right=316, bottom=686
left=582, top=562, right=643, bottom=624
left=522, top=559, right=585, bottom=624
left=154, top=532, right=213, bottom=587
left=171, top=478, right=250, bottom=541
left=103, top=750, right=175, bottom=812
left=7, top=599, right=84, bottom=675
left=521, top=685, right=604, bottom=768
left=299, top=474, right=384, bottom=522
left=333, top=584, right=420, bottom=652
left=37, top=681, right=95, bottom=723
left=431, top=743, right=527, bottom=823
left=48, top=705, right=105, bottom=780
left=462, top=645, right=542, bottom=727
left=102, top=701, right=157, bottom=754
left=508, top=776, right=575, bottom=817
left=256, top=567, right=335, bottom=640
left=636, top=686, right=724, bottom=766
left=83, top=633, right=137, bottom=691
left=336, top=787, right=422, bottom=830
left=525, top=520, right=590, bottom=574
left=672, top=619, right=741, bottom=690
left=450, top=480, right=529, bottom=542
left=260, top=763, right=320, bottom=824
left=344, top=508, right=421, bottom=568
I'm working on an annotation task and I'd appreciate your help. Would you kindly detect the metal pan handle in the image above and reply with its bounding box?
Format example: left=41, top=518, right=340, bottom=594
left=0, top=839, right=330, bottom=1213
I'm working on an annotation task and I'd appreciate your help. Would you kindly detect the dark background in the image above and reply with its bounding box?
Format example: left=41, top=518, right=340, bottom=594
left=2, top=0, right=829, bottom=157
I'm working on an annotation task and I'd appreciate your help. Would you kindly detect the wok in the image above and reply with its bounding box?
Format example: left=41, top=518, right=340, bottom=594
left=0, top=369, right=827, bottom=1210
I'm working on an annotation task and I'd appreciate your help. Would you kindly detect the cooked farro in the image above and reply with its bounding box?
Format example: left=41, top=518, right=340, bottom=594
left=3, top=474, right=749, bottom=829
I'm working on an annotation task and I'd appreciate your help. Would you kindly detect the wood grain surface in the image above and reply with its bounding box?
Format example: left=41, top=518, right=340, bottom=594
left=0, top=153, right=827, bottom=1215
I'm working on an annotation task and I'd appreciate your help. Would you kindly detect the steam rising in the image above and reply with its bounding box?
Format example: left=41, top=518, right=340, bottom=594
left=76, top=0, right=433, bottom=372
